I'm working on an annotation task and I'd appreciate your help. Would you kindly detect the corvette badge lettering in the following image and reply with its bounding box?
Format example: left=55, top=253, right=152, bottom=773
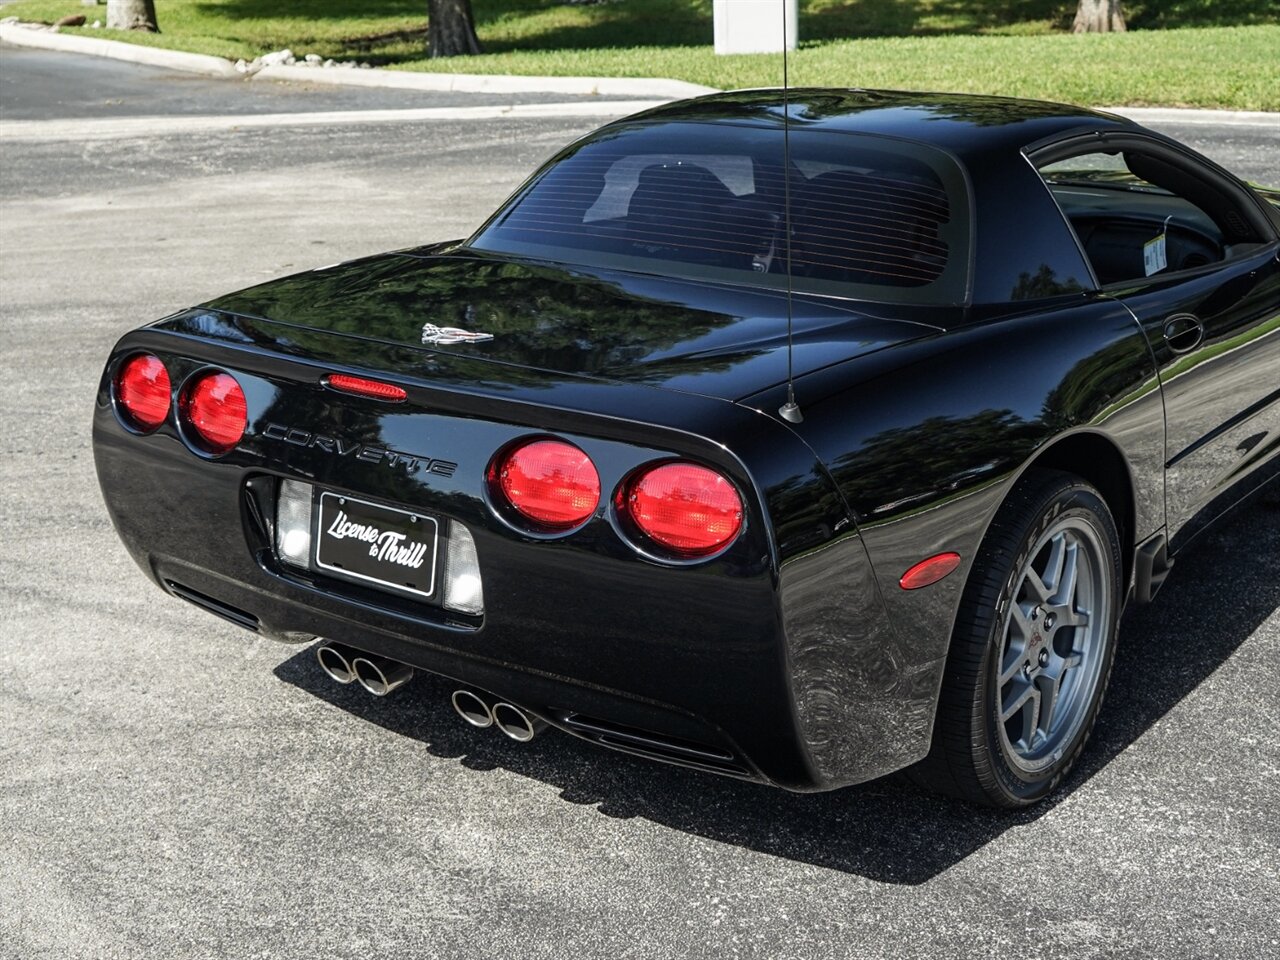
left=261, top=422, right=457, bottom=477
left=421, top=323, right=494, bottom=345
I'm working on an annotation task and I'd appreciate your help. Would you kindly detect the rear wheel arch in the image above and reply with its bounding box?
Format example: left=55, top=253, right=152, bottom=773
left=911, top=466, right=1125, bottom=806
left=1019, top=432, right=1137, bottom=598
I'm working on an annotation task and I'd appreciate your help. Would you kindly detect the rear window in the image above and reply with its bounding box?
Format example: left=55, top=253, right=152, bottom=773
left=469, top=121, right=971, bottom=305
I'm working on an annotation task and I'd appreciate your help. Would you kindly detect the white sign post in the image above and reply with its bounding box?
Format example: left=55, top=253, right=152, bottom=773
left=713, top=0, right=798, bottom=55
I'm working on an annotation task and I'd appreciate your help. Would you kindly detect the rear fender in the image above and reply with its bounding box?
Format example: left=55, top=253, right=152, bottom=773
left=744, top=295, right=1163, bottom=749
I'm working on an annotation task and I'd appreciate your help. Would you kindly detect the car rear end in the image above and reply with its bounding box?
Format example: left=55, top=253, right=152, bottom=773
left=93, top=308, right=877, bottom=791
left=91, top=104, right=981, bottom=792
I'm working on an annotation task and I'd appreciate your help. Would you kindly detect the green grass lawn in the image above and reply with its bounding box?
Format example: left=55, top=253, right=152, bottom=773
left=6, top=1, right=1279, bottom=109
left=405, top=26, right=1280, bottom=111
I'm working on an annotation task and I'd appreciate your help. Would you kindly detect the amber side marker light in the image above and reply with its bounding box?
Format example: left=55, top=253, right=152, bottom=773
left=324, top=373, right=407, bottom=403
left=899, top=552, right=962, bottom=590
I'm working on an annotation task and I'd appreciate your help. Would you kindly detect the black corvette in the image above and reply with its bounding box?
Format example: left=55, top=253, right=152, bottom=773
left=93, top=90, right=1280, bottom=807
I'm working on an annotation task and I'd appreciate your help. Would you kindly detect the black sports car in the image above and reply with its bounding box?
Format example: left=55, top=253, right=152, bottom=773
left=93, top=90, right=1280, bottom=808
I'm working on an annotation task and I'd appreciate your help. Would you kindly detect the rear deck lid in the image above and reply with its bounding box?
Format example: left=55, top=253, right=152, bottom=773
left=202, top=250, right=947, bottom=402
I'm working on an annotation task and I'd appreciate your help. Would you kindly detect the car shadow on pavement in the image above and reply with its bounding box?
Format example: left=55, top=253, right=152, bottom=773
left=273, top=495, right=1280, bottom=885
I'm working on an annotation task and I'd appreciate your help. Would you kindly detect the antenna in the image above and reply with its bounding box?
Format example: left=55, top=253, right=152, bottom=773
left=777, top=0, right=802, bottom=425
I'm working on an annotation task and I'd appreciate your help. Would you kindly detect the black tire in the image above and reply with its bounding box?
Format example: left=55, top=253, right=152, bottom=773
left=908, top=469, right=1123, bottom=808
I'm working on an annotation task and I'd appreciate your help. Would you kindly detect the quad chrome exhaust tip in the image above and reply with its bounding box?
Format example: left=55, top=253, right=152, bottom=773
left=492, top=702, right=547, bottom=742
left=351, top=655, right=414, bottom=697
left=315, top=642, right=413, bottom=696
left=451, top=688, right=495, bottom=728
left=315, top=641, right=359, bottom=685
left=450, top=689, right=547, bottom=742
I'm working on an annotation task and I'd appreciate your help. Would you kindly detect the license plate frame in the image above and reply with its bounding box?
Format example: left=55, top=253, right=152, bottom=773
left=314, top=492, right=439, bottom=600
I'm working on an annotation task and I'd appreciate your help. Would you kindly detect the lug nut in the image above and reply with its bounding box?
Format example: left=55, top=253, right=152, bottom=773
left=1038, top=649, right=1050, bottom=667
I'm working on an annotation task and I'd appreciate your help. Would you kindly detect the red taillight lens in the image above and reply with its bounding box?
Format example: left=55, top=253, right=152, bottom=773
left=181, top=371, right=247, bottom=455
left=115, top=353, right=170, bottom=431
left=622, top=462, right=743, bottom=557
left=492, top=439, right=600, bottom=530
left=324, top=373, right=407, bottom=403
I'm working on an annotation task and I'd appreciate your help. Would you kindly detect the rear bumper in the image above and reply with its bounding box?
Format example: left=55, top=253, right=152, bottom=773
left=93, top=326, right=938, bottom=791
left=154, top=555, right=771, bottom=780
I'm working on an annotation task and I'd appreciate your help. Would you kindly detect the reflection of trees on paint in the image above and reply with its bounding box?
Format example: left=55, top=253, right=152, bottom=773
left=1040, top=331, right=1153, bottom=429
left=828, top=329, right=1159, bottom=522
left=203, top=254, right=747, bottom=382
left=1011, top=264, right=1087, bottom=301
left=767, top=467, right=849, bottom=560
left=831, top=409, right=1041, bottom=519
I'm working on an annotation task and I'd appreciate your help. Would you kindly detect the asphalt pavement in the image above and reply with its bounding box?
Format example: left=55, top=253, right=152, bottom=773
left=2, top=44, right=1279, bottom=960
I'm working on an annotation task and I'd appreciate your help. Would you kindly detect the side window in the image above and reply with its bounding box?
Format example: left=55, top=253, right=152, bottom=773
left=1036, top=149, right=1261, bottom=286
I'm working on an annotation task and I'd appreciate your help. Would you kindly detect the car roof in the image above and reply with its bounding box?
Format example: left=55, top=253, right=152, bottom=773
left=619, top=88, right=1138, bottom=161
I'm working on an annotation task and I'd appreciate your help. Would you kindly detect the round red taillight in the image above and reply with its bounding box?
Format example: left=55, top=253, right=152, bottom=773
left=492, top=439, right=600, bottom=530
left=622, top=462, right=743, bottom=557
left=115, top=353, right=171, bottom=431
left=181, top=371, right=247, bottom=455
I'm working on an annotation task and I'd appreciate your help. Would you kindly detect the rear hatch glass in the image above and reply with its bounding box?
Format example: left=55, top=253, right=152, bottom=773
left=469, top=120, right=972, bottom=306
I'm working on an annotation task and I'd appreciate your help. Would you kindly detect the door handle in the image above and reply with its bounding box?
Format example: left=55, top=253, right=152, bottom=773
left=1162, top=313, right=1204, bottom=354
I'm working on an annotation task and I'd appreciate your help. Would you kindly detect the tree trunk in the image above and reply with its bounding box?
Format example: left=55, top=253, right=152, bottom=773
left=427, top=0, right=482, bottom=58
left=106, top=0, right=159, bottom=32
left=1073, top=0, right=1126, bottom=33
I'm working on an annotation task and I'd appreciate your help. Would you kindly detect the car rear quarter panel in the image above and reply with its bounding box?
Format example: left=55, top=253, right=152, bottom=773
left=746, top=295, right=1164, bottom=775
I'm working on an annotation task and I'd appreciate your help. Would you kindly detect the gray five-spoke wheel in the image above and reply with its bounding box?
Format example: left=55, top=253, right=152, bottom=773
left=912, top=471, right=1121, bottom=806
left=996, top=516, right=1113, bottom=774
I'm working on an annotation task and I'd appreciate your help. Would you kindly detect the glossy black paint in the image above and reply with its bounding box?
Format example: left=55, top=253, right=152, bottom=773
left=1112, top=248, right=1280, bottom=546
left=203, top=250, right=952, bottom=403
left=92, top=90, right=1280, bottom=792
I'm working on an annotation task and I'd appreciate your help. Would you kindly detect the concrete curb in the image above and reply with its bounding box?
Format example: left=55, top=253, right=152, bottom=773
left=0, top=21, right=716, bottom=99
left=0, top=22, right=238, bottom=78
left=253, top=64, right=717, bottom=100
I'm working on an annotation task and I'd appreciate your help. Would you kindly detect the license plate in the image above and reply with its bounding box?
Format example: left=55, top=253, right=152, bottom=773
left=314, top=492, right=439, bottom=599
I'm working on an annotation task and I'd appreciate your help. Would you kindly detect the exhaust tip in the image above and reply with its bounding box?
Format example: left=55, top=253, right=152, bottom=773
left=451, top=689, right=494, bottom=728
left=492, top=702, right=544, bottom=742
left=352, top=656, right=413, bottom=697
left=316, top=643, right=356, bottom=684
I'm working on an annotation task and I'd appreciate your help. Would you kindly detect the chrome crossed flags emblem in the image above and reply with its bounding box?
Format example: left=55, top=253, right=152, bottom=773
left=421, top=323, right=495, bottom=345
